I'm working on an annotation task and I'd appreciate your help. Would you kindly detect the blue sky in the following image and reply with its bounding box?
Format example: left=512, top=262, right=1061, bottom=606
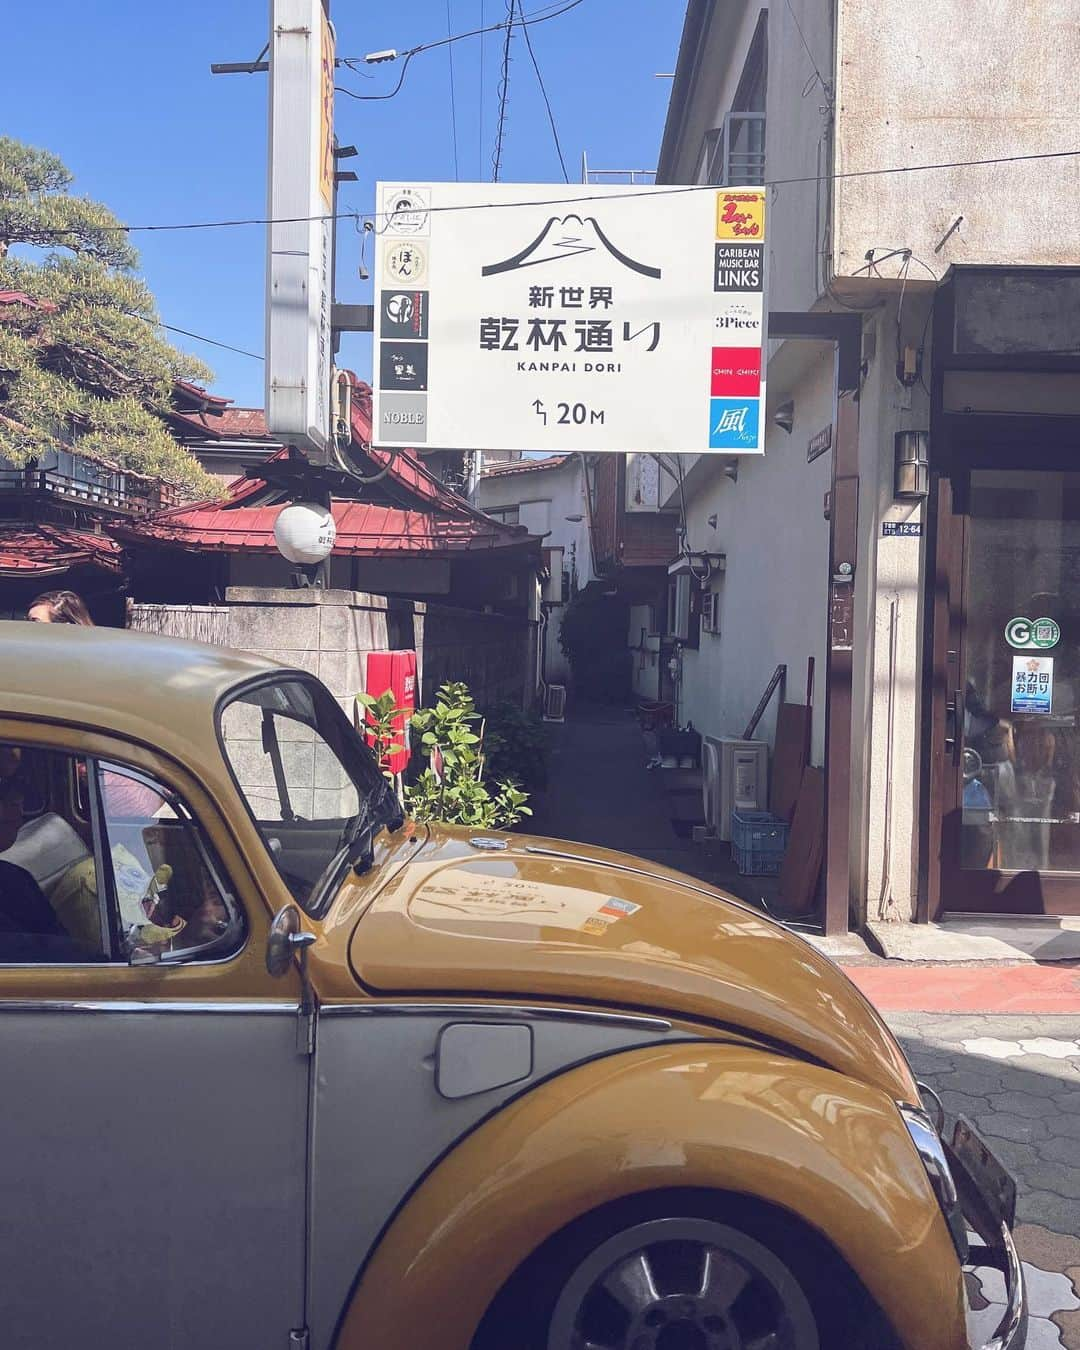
left=2, top=1, right=684, bottom=408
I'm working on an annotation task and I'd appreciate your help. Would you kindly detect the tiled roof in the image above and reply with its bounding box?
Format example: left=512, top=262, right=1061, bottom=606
left=482, top=454, right=572, bottom=478
left=0, top=523, right=122, bottom=578
left=108, top=498, right=534, bottom=557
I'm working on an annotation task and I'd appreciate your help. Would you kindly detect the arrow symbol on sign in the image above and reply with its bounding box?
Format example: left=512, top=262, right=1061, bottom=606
left=532, top=399, right=547, bottom=425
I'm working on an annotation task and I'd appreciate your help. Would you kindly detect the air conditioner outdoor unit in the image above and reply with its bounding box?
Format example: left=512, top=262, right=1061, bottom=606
left=700, top=736, right=767, bottom=841
left=543, top=684, right=567, bottom=722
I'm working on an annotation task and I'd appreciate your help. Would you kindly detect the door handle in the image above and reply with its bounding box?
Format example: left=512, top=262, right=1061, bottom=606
left=944, top=688, right=962, bottom=766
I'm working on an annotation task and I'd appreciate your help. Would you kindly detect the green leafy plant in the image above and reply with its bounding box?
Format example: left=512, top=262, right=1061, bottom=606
left=481, top=700, right=549, bottom=792
left=0, top=136, right=218, bottom=496
left=354, top=689, right=407, bottom=781
left=405, top=681, right=531, bottom=830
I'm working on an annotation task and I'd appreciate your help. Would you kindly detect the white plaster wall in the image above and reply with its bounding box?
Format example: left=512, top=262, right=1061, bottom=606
left=833, top=0, right=1080, bottom=276
left=676, top=347, right=835, bottom=764
left=478, top=457, right=595, bottom=684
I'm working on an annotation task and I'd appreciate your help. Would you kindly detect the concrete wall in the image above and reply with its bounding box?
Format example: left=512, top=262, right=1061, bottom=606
left=130, top=587, right=537, bottom=721
left=833, top=0, right=1080, bottom=279
left=420, top=604, right=537, bottom=711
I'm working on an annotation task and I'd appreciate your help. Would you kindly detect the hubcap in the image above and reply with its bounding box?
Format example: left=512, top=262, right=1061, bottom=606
left=547, top=1219, right=819, bottom=1350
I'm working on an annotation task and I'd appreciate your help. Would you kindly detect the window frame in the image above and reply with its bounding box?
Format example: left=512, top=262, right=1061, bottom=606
left=215, top=671, right=389, bottom=919
left=94, top=760, right=247, bottom=966
left=0, top=739, right=246, bottom=969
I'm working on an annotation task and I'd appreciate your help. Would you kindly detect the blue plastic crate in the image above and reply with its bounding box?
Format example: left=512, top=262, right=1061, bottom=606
left=731, top=809, right=789, bottom=876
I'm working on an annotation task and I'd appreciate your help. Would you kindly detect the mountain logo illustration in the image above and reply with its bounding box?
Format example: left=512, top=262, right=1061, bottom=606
left=482, top=214, right=662, bottom=279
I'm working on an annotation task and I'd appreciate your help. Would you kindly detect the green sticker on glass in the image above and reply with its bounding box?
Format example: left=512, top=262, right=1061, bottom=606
left=1005, top=616, right=1060, bottom=650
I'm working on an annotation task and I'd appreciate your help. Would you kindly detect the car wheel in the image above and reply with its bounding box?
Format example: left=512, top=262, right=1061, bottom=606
left=545, top=1216, right=820, bottom=1350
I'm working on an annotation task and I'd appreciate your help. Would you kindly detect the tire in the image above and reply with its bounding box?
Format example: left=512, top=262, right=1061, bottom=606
left=472, top=1192, right=903, bottom=1350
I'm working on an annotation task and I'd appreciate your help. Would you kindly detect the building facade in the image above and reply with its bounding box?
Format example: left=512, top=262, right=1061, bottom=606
left=653, top=0, right=1080, bottom=933
left=478, top=453, right=598, bottom=687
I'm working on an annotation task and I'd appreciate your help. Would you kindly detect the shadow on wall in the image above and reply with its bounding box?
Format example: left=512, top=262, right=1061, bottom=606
left=559, top=591, right=631, bottom=703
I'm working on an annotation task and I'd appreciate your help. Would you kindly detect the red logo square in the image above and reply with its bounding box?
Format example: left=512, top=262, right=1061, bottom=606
left=711, top=346, right=762, bottom=397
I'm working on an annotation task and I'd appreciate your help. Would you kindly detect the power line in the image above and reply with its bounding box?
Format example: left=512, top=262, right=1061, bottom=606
left=491, top=0, right=515, bottom=182
left=446, top=0, right=461, bottom=179
left=478, top=0, right=486, bottom=178
left=783, top=0, right=829, bottom=96
left=134, top=314, right=264, bottom=361
left=21, top=147, right=1080, bottom=234
left=516, top=0, right=569, bottom=182
left=336, top=0, right=585, bottom=102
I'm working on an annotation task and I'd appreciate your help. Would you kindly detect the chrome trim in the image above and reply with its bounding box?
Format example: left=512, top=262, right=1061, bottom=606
left=976, top=1219, right=1026, bottom=1350
left=319, top=1002, right=673, bottom=1031
left=917, top=1080, right=946, bottom=1134
left=0, top=1000, right=299, bottom=1015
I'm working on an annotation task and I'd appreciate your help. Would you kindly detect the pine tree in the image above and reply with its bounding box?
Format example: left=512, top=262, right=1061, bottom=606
left=0, top=137, right=218, bottom=496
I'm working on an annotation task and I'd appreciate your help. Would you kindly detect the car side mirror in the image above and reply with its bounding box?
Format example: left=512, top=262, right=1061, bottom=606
left=266, top=904, right=315, bottom=978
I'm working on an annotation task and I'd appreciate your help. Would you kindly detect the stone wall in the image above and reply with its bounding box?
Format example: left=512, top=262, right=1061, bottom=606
left=128, top=587, right=537, bottom=718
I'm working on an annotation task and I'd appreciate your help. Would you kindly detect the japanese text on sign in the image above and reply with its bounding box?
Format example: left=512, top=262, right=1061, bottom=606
left=371, top=182, right=768, bottom=455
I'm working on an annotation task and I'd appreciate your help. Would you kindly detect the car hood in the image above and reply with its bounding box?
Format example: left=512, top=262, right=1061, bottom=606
left=348, top=827, right=917, bottom=1102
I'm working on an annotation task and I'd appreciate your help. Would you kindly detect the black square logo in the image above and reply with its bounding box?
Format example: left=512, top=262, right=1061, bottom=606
left=714, top=243, right=764, bottom=292
left=381, top=289, right=429, bottom=340
left=379, top=341, right=429, bottom=392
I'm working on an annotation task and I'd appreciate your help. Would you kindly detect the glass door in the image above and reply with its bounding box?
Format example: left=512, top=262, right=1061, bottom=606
left=943, top=468, right=1080, bottom=913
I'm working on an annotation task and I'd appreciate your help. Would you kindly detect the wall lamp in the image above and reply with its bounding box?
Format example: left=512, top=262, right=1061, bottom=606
left=773, top=400, right=795, bottom=434
left=895, top=430, right=930, bottom=499
left=722, top=460, right=739, bottom=483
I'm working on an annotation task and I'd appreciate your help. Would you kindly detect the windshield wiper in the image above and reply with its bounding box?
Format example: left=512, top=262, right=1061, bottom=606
left=342, top=780, right=404, bottom=865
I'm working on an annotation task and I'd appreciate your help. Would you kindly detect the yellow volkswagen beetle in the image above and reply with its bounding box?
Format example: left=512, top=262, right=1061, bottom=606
left=0, top=625, right=1024, bottom=1350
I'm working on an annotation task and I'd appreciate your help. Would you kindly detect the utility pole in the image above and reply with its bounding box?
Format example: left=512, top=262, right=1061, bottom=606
left=211, top=0, right=372, bottom=481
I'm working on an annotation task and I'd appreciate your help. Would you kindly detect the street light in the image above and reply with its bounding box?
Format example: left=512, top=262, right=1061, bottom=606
left=274, top=500, right=337, bottom=572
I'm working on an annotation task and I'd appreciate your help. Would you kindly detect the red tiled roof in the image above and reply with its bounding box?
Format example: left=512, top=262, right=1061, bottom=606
left=109, top=499, right=535, bottom=557
left=0, top=291, right=58, bottom=315
left=482, top=454, right=571, bottom=478
left=0, top=524, right=122, bottom=578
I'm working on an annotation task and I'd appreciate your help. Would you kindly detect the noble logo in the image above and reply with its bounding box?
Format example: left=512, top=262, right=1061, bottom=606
left=714, top=243, right=763, bottom=292
left=379, top=392, right=428, bottom=443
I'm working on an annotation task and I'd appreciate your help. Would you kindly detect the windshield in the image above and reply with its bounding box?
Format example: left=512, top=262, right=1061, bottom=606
left=218, top=676, right=393, bottom=914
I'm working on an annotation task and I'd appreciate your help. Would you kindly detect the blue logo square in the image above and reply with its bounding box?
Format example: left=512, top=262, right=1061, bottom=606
left=709, top=397, right=760, bottom=450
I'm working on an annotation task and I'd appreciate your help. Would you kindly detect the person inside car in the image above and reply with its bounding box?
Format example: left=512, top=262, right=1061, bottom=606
left=0, top=747, right=69, bottom=949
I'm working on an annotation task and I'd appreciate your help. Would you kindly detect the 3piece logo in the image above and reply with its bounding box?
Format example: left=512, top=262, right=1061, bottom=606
left=710, top=191, right=765, bottom=450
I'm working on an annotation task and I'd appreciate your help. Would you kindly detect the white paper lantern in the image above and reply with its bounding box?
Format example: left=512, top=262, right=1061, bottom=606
left=273, top=501, right=337, bottom=565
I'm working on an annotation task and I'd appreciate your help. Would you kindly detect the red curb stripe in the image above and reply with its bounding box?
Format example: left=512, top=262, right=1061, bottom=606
left=840, top=963, right=1080, bottom=1014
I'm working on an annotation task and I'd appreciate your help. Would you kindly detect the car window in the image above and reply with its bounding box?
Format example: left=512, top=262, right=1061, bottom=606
left=219, top=676, right=385, bottom=912
left=0, top=741, right=244, bottom=967
left=97, top=763, right=244, bottom=964
left=0, top=743, right=106, bottom=963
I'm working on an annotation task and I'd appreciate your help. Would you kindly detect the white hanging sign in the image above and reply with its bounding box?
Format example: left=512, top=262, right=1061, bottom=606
left=372, top=182, right=768, bottom=456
